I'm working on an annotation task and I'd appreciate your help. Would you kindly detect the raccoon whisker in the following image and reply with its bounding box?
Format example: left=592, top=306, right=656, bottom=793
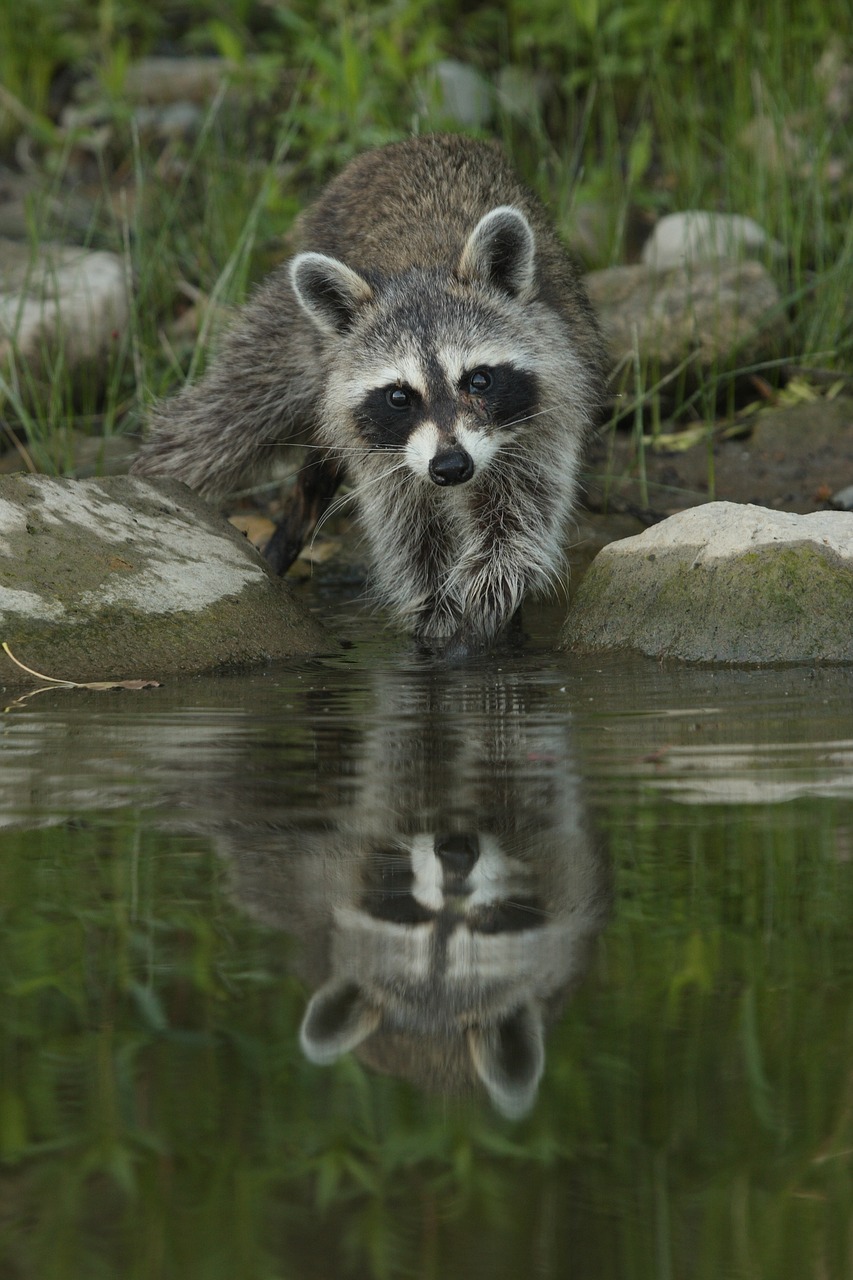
left=486, top=438, right=545, bottom=465
left=266, top=441, right=371, bottom=454
left=488, top=447, right=568, bottom=494
left=309, top=488, right=359, bottom=542
left=354, top=459, right=411, bottom=487
left=498, top=405, right=560, bottom=430
left=307, top=460, right=408, bottom=544
left=313, top=463, right=409, bottom=537
left=493, top=431, right=566, bottom=460
left=482, top=449, right=532, bottom=477
left=501, top=896, right=554, bottom=921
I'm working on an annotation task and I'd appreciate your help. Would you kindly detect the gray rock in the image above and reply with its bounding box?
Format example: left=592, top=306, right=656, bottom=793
left=562, top=501, right=853, bottom=663
left=0, top=475, right=329, bottom=685
left=833, top=484, right=853, bottom=511
left=0, top=168, right=96, bottom=242
left=494, top=65, right=550, bottom=120
left=640, top=211, right=785, bottom=269
left=0, top=425, right=137, bottom=479
left=584, top=259, right=788, bottom=375
left=133, top=101, right=204, bottom=140
left=119, top=57, right=236, bottom=105
left=0, top=238, right=128, bottom=377
left=737, top=116, right=807, bottom=177
left=62, top=99, right=205, bottom=146
left=61, top=56, right=260, bottom=154
left=816, top=37, right=853, bottom=120
left=431, top=60, right=493, bottom=127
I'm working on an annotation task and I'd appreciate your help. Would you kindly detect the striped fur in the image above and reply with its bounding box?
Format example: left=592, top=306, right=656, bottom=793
left=132, top=134, right=607, bottom=652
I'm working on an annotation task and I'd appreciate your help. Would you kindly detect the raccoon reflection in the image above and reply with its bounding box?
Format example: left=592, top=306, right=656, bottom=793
left=222, top=674, right=610, bottom=1119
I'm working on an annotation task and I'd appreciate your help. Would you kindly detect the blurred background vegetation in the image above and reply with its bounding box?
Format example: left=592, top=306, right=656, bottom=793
left=0, top=0, right=851, bottom=456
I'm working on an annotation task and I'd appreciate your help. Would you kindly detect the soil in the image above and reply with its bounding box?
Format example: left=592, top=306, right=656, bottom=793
left=584, top=394, right=853, bottom=522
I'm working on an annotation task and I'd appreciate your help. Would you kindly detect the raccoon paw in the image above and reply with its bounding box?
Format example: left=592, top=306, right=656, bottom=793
left=413, top=609, right=525, bottom=663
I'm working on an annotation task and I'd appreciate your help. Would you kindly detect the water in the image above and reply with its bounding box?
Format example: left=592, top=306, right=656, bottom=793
left=1, top=591, right=852, bottom=1280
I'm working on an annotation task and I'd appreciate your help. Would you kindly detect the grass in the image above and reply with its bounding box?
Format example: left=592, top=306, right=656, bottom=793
left=0, top=0, right=851, bottom=478
left=0, top=724, right=851, bottom=1279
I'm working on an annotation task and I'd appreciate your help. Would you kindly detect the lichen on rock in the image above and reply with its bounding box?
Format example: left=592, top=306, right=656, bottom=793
left=562, top=502, right=853, bottom=664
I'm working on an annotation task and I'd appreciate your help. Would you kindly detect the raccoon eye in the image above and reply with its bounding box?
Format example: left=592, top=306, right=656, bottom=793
left=386, top=386, right=412, bottom=410
left=468, top=369, right=493, bottom=394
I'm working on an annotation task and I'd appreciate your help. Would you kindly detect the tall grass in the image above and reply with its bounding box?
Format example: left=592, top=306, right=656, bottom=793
left=0, top=0, right=850, bottom=467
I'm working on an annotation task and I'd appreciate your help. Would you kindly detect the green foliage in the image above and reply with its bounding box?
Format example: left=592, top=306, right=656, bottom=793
left=0, top=1, right=85, bottom=145
left=1, top=772, right=852, bottom=1278
left=265, top=1, right=446, bottom=175
left=0, top=0, right=851, bottom=466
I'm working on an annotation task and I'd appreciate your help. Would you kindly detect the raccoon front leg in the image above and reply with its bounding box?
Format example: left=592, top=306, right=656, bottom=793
left=132, top=270, right=324, bottom=502
left=405, top=551, right=517, bottom=654
left=405, top=559, right=519, bottom=657
left=441, top=561, right=527, bottom=654
left=364, top=487, right=541, bottom=653
left=355, top=480, right=467, bottom=642
left=440, top=474, right=571, bottom=651
left=264, top=452, right=345, bottom=575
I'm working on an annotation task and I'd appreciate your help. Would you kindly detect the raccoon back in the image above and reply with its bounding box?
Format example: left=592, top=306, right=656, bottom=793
left=296, top=134, right=601, bottom=363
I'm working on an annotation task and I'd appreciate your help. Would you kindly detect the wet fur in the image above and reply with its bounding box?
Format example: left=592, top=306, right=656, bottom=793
left=132, top=134, right=607, bottom=651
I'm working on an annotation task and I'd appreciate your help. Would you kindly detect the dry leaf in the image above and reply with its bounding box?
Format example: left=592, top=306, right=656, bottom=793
left=228, top=513, right=276, bottom=549
left=642, top=426, right=709, bottom=453
left=2, top=642, right=161, bottom=691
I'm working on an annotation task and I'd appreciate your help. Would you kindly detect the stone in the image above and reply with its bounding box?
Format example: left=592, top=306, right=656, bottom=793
left=60, top=56, right=262, bottom=154
left=562, top=502, right=853, bottom=663
left=584, top=259, right=789, bottom=376
left=0, top=168, right=95, bottom=242
left=640, top=210, right=785, bottom=269
left=133, top=101, right=204, bottom=141
left=815, top=37, right=853, bottom=120
left=0, top=475, right=329, bottom=685
left=738, top=116, right=807, bottom=177
left=0, top=427, right=137, bottom=479
left=119, top=57, right=235, bottom=105
left=494, top=66, right=550, bottom=120
left=430, top=60, right=493, bottom=127
left=0, top=238, right=128, bottom=377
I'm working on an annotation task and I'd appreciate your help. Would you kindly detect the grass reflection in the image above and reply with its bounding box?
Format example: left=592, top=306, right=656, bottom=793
left=1, top=793, right=851, bottom=1278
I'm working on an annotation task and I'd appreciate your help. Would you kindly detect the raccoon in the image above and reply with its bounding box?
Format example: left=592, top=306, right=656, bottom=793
left=132, top=133, right=607, bottom=651
left=219, top=667, right=611, bottom=1119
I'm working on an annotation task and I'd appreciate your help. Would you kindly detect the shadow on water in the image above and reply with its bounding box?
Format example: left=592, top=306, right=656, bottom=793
left=1, top=591, right=853, bottom=1278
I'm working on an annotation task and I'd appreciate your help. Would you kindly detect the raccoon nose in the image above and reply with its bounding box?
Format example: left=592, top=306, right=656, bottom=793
left=428, top=449, right=474, bottom=486
left=434, top=834, right=479, bottom=879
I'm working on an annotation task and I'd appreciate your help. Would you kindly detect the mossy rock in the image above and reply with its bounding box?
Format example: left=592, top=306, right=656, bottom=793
left=562, top=502, right=853, bottom=664
left=0, top=475, right=330, bottom=685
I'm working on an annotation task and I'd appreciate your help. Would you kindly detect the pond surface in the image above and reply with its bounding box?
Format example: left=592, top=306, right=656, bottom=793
left=2, top=591, right=852, bottom=1279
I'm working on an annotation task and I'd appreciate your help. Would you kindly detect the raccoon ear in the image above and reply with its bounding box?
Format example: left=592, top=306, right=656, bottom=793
left=467, top=1002, right=544, bottom=1120
left=299, top=979, right=381, bottom=1065
left=290, top=252, right=373, bottom=337
left=457, top=206, right=537, bottom=301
